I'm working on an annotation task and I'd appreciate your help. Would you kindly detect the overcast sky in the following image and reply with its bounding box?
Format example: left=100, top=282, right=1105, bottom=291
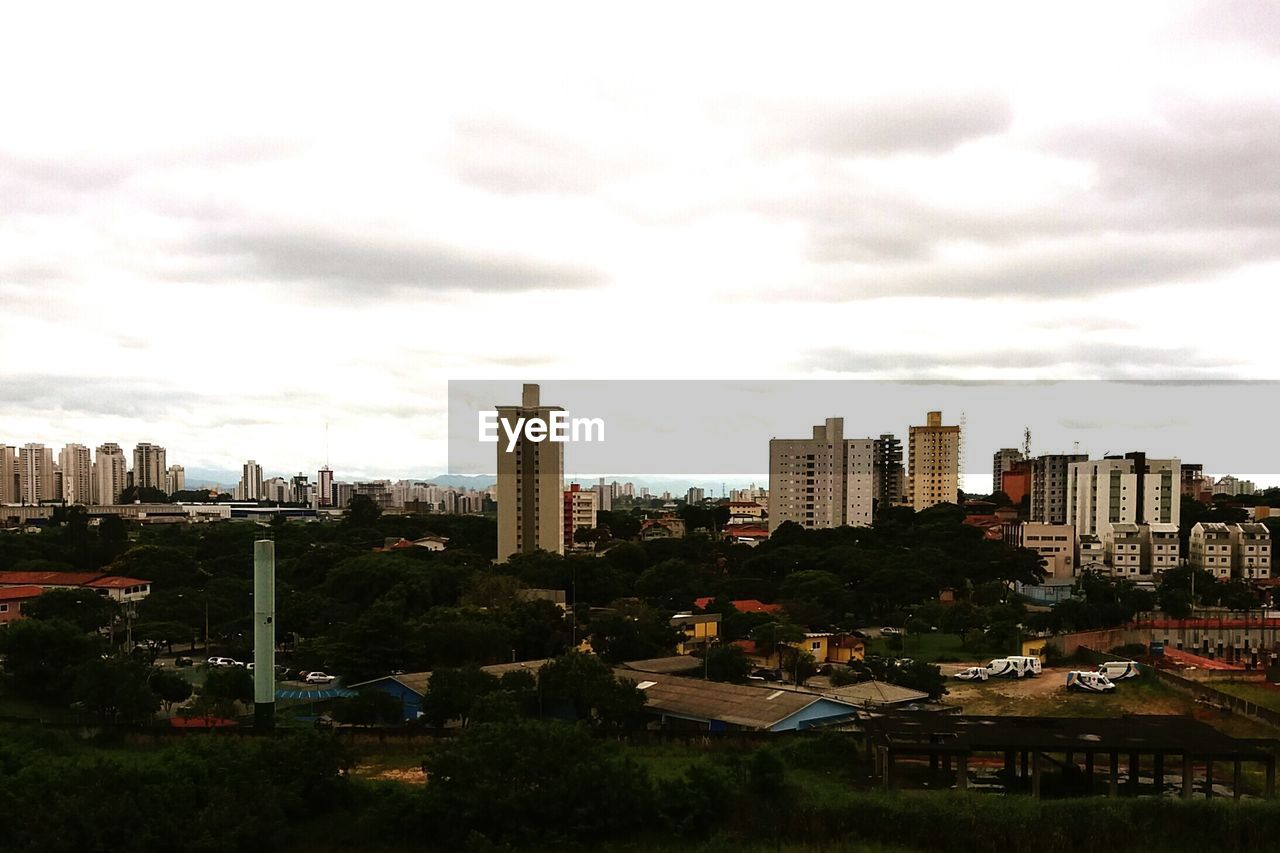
left=3, top=2, right=1278, bottom=485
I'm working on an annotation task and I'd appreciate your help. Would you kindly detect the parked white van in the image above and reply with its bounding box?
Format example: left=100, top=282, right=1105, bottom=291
left=1098, top=660, right=1141, bottom=680
left=1006, top=655, right=1043, bottom=677
left=1067, top=670, right=1116, bottom=692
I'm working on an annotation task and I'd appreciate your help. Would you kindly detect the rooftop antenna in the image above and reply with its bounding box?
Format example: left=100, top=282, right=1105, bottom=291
left=957, top=410, right=967, bottom=492
left=1023, top=426, right=1032, bottom=460
left=325, top=421, right=330, bottom=468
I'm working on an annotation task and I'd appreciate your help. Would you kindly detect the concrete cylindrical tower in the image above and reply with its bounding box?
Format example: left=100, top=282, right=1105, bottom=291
left=253, top=539, right=276, bottom=729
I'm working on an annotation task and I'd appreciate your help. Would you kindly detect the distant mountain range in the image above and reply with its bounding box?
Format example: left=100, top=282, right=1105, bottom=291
left=180, top=466, right=764, bottom=497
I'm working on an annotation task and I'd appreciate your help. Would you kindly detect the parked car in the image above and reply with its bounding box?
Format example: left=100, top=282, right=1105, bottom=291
left=850, top=629, right=872, bottom=640
left=880, top=627, right=902, bottom=636
left=207, top=657, right=240, bottom=667
left=750, top=668, right=782, bottom=682
left=304, top=671, right=337, bottom=685
left=174, top=657, right=194, bottom=667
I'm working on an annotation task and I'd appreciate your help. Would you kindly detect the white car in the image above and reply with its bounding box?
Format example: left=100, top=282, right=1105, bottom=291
left=207, top=657, right=241, bottom=668
left=304, top=671, right=337, bottom=685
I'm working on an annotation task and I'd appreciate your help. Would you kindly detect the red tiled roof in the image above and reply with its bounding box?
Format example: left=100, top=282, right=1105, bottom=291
left=693, top=597, right=784, bottom=614
left=0, top=571, right=104, bottom=586
left=84, top=576, right=151, bottom=589
left=0, top=585, right=46, bottom=601
left=0, top=572, right=150, bottom=589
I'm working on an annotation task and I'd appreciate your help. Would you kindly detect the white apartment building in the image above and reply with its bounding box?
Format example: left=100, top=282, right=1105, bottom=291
left=238, top=460, right=264, bottom=501
left=317, top=466, right=334, bottom=507
left=165, top=464, right=185, bottom=495
left=58, top=444, right=93, bottom=505
left=907, top=411, right=960, bottom=511
left=93, top=443, right=128, bottom=505
left=686, top=487, right=705, bottom=505
left=768, top=417, right=875, bottom=531
left=1066, top=453, right=1180, bottom=541
left=19, top=444, right=55, bottom=504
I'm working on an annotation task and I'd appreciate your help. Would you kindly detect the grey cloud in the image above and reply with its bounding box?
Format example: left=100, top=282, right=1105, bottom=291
left=801, top=344, right=1248, bottom=378
left=755, top=91, right=1015, bottom=156
left=0, top=376, right=205, bottom=419
left=187, top=228, right=604, bottom=293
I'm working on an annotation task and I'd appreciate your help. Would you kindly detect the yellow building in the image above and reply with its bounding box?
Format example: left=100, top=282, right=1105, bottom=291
left=671, top=613, right=720, bottom=655
left=907, top=410, right=960, bottom=511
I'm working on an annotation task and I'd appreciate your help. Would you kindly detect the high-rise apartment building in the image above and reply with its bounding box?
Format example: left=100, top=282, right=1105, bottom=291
left=317, top=466, right=334, bottom=507
left=93, top=443, right=128, bottom=505
left=992, top=448, right=1024, bottom=495
left=0, top=445, right=17, bottom=504
left=58, top=444, right=93, bottom=505
left=907, top=411, right=960, bottom=511
left=165, top=465, right=185, bottom=496
left=132, top=443, right=167, bottom=492
left=239, top=460, right=264, bottom=501
left=496, top=384, right=565, bottom=562
left=19, top=444, right=56, bottom=504
left=1065, top=453, right=1180, bottom=540
left=686, top=487, right=705, bottom=505
left=768, top=417, right=875, bottom=531
left=872, top=434, right=905, bottom=511
left=594, top=483, right=612, bottom=512
left=1030, top=453, right=1088, bottom=525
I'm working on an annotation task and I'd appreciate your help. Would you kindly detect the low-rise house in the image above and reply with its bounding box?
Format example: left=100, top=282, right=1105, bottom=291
left=0, top=571, right=151, bottom=604
left=0, top=586, right=44, bottom=623
left=670, top=612, right=720, bottom=654
left=640, top=516, right=686, bottom=540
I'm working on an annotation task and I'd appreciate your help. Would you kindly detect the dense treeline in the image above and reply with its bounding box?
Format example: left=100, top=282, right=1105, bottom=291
left=0, top=501, right=1050, bottom=689
left=2, top=723, right=1280, bottom=852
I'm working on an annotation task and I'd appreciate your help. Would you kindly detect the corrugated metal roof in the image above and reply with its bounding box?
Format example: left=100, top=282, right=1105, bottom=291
left=615, top=669, right=854, bottom=730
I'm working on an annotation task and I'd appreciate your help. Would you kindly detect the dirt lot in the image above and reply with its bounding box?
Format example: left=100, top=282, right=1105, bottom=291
left=943, top=665, right=1207, bottom=717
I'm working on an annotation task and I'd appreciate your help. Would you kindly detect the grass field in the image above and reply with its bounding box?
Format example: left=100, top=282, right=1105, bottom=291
left=1206, top=680, right=1280, bottom=713
left=864, top=631, right=994, bottom=662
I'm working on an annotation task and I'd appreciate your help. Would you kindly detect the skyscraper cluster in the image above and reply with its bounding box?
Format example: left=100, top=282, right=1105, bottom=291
left=0, top=440, right=178, bottom=506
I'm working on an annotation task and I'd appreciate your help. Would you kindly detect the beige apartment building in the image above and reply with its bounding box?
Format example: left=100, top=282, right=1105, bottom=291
left=58, top=443, right=93, bottom=505
left=907, top=411, right=960, bottom=511
left=132, top=442, right=167, bottom=492
left=93, top=443, right=128, bottom=505
left=1190, top=522, right=1273, bottom=579
left=1103, top=522, right=1180, bottom=576
left=1020, top=522, right=1075, bottom=579
left=496, top=384, right=565, bottom=562
left=0, top=445, right=16, bottom=504
left=564, top=483, right=598, bottom=551
left=768, top=417, right=875, bottom=531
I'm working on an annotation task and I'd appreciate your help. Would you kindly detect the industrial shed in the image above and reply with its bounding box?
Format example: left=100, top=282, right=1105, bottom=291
left=616, top=669, right=862, bottom=732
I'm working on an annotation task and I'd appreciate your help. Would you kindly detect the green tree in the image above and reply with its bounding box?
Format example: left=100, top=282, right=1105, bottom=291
left=537, top=653, right=645, bottom=728
left=749, top=620, right=806, bottom=669
left=420, top=720, right=655, bottom=847
left=24, top=588, right=119, bottom=633
left=420, top=667, right=499, bottom=727
left=333, top=690, right=405, bottom=725
left=587, top=604, right=680, bottom=663
left=703, top=644, right=751, bottom=683
left=149, top=669, right=194, bottom=711
left=72, top=659, right=160, bottom=724
left=0, top=618, right=103, bottom=701
left=344, top=493, right=383, bottom=527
